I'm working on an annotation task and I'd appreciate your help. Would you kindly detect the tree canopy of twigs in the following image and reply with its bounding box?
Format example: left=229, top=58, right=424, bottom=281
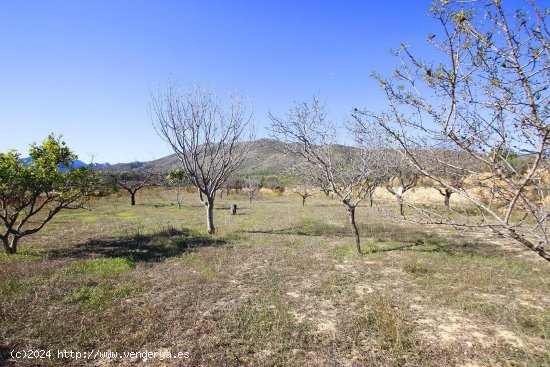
left=151, top=83, right=254, bottom=234
left=243, top=177, right=262, bottom=203
left=354, top=0, right=550, bottom=261
left=288, top=164, right=319, bottom=206
left=167, top=168, right=190, bottom=209
left=384, top=152, right=421, bottom=216
left=110, top=169, right=158, bottom=206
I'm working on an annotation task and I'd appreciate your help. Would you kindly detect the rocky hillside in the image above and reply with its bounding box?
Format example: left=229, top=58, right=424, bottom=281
left=109, top=139, right=296, bottom=176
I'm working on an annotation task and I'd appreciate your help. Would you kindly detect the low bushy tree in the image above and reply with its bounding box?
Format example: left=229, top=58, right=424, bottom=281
left=0, top=135, right=103, bottom=254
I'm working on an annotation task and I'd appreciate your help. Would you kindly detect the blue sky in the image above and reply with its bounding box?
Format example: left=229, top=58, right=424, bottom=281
left=1, top=0, right=461, bottom=163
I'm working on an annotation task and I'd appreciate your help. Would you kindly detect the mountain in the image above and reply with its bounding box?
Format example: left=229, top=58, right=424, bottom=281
left=89, top=162, right=112, bottom=169
left=103, top=161, right=144, bottom=172
left=18, top=139, right=359, bottom=178
left=19, top=158, right=111, bottom=171
left=19, top=139, right=355, bottom=177
left=129, top=138, right=295, bottom=176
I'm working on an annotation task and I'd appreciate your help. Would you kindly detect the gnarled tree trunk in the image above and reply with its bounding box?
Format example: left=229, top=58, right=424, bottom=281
left=176, top=190, right=183, bottom=209
left=205, top=198, right=215, bottom=234
left=347, top=206, right=361, bottom=254
left=130, top=191, right=136, bottom=206
left=444, top=188, right=452, bottom=210
left=368, top=190, right=374, bottom=207
left=2, top=236, right=18, bottom=254
left=396, top=194, right=404, bottom=216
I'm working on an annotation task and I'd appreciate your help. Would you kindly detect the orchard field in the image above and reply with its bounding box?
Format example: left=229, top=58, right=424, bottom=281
left=1, top=188, right=549, bottom=366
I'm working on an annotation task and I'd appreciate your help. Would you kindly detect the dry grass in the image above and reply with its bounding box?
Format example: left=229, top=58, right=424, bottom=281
left=0, top=188, right=549, bottom=366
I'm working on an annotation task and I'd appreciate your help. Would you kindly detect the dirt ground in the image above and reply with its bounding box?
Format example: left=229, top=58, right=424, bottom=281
left=1, top=188, right=549, bottom=366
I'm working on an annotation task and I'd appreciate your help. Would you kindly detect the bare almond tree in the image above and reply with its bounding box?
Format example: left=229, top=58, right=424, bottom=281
left=167, top=169, right=189, bottom=209
left=292, top=178, right=317, bottom=206
left=355, top=1, right=549, bottom=261
left=385, top=152, right=421, bottom=216
left=151, top=83, right=253, bottom=234
left=222, top=177, right=245, bottom=198
left=288, top=164, right=319, bottom=206
left=243, top=177, right=262, bottom=203
left=427, top=149, right=476, bottom=211
left=110, top=170, right=158, bottom=206
left=316, top=175, right=333, bottom=198
left=270, top=96, right=388, bottom=254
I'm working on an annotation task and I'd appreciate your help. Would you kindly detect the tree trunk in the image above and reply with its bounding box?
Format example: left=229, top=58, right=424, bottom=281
left=249, top=193, right=253, bottom=203
left=2, top=236, right=18, bottom=254
left=392, top=186, right=404, bottom=216
left=302, top=196, right=306, bottom=206
left=347, top=206, right=361, bottom=255
left=444, top=189, right=452, bottom=210
left=176, top=190, right=182, bottom=209
left=206, top=199, right=215, bottom=234
left=397, top=195, right=404, bottom=216
left=1, top=236, right=9, bottom=254
left=130, top=192, right=136, bottom=206
left=368, top=191, right=374, bottom=207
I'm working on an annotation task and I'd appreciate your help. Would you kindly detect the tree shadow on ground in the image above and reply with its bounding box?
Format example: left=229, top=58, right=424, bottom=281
left=362, top=241, right=425, bottom=254
left=44, top=227, right=226, bottom=262
left=245, top=223, right=349, bottom=237
left=149, top=203, right=174, bottom=208
left=410, top=239, right=509, bottom=258
left=244, top=228, right=295, bottom=235
left=364, top=236, right=509, bottom=258
left=246, top=221, right=501, bottom=258
left=0, top=344, right=15, bottom=364
left=244, top=227, right=347, bottom=237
